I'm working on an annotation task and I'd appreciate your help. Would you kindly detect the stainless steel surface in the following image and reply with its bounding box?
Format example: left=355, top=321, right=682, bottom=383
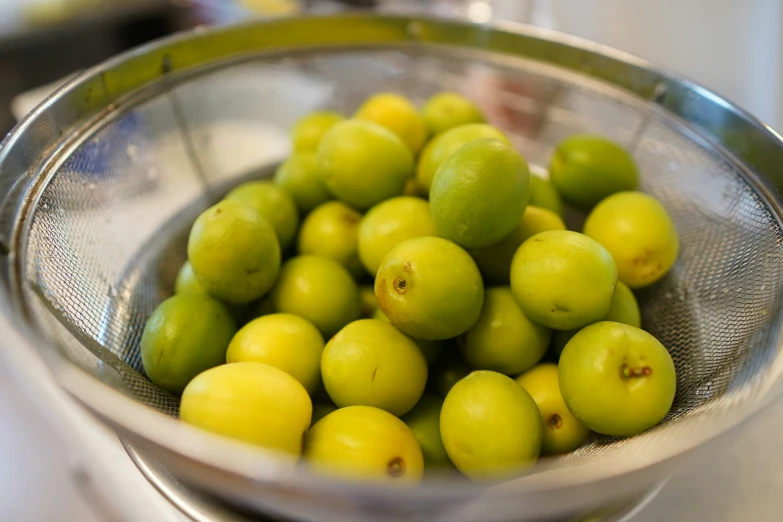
left=2, top=13, right=783, bottom=522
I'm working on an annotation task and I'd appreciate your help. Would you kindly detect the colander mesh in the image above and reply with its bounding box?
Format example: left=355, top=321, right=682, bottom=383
left=21, top=48, right=783, bottom=463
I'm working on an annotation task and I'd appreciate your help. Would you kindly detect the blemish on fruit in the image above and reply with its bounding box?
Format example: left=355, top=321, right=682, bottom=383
left=386, top=457, right=405, bottom=478
left=393, top=277, right=407, bottom=294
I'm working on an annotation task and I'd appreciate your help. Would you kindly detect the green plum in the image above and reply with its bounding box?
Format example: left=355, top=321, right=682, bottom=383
left=552, top=280, right=641, bottom=357
left=297, top=201, right=364, bottom=278
left=373, top=308, right=444, bottom=364
left=355, top=92, right=429, bottom=154
left=559, top=322, right=677, bottom=437
left=510, top=230, right=617, bottom=330
left=321, top=319, right=427, bottom=417
left=141, top=294, right=236, bottom=395
left=274, top=152, right=332, bottom=214
left=421, top=92, right=485, bottom=135
left=225, top=180, right=299, bottom=250
left=375, top=237, right=484, bottom=340
left=529, top=174, right=564, bottom=217
left=431, top=139, right=530, bottom=249
left=317, top=119, right=413, bottom=210
left=470, top=206, right=566, bottom=285
left=292, top=111, right=344, bottom=153
left=440, top=371, right=543, bottom=480
left=187, top=199, right=281, bottom=304
left=516, top=363, right=591, bottom=454
left=416, top=123, right=511, bottom=191
left=461, top=287, right=550, bottom=375
left=549, top=134, right=639, bottom=210
left=358, top=196, right=437, bottom=276
left=401, top=394, right=451, bottom=466
left=270, top=256, right=361, bottom=338
left=584, top=191, right=679, bottom=289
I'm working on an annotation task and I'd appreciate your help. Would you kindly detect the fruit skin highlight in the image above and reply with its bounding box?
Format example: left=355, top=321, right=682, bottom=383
left=584, top=191, right=679, bottom=289
left=375, top=236, right=484, bottom=340
left=317, top=119, right=413, bottom=210
left=181, top=362, right=312, bottom=455
left=188, top=199, right=281, bottom=304
left=559, top=321, right=677, bottom=437
left=321, top=319, right=427, bottom=417
left=516, top=363, right=590, bottom=454
left=549, top=134, right=639, bottom=210
left=431, top=138, right=531, bottom=249
left=440, top=370, right=543, bottom=480
left=304, top=405, right=424, bottom=482
left=141, top=294, right=236, bottom=395
left=510, top=230, right=617, bottom=330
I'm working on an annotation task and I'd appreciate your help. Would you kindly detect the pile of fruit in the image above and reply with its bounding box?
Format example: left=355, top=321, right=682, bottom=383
left=140, top=91, right=679, bottom=482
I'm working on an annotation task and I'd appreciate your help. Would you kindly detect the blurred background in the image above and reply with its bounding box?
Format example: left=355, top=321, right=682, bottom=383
left=1, top=1, right=781, bottom=521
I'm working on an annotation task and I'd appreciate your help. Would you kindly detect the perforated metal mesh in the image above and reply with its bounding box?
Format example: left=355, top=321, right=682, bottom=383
left=20, top=47, right=783, bottom=468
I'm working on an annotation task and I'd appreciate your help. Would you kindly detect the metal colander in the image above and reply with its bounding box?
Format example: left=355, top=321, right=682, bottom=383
left=2, top=13, right=783, bottom=522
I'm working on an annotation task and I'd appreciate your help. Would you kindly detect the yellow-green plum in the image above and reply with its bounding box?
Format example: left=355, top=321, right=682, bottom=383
left=358, top=196, right=437, bottom=276
left=549, top=134, right=639, bottom=210
left=291, top=111, right=344, bottom=153
left=516, top=363, right=591, bottom=454
left=355, top=92, right=429, bottom=154
left=141, top=294, right=236, bottom=395
left=187, top=200, right=281, bottom=304
left=304, top=406, right=424, bottom=482
left=375, top=237, right=484, bottom=340
left=416, top=123, right=511, bottom=191
left=529, top=174, right=564, bottom=217
left=317, top=119, right=413, bottom=210
left=440, top=371, right=543, bottom=480
left=274, top=152, right=332, bottom=214
left=584, top=191, right=679, bottom=289
left=225, top=181, right=299, bottom=250
left=421, top=92, right=485, bottom=135
left=270, top=256, right=361, bottom=337
left=559, top=322, right=677, bottom=437
left=461, top=287, right=550, bottom=375
left=510, top=230, right=617, bottom=330
left=321, top=319, right=427, bottom=417
left=431, top=139, right=530, bottom=249
left=298, top=201, right=364, bottom=278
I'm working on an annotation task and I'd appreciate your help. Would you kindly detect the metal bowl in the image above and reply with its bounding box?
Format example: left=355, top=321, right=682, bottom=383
left=2, top=13, right=783, bottom=522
